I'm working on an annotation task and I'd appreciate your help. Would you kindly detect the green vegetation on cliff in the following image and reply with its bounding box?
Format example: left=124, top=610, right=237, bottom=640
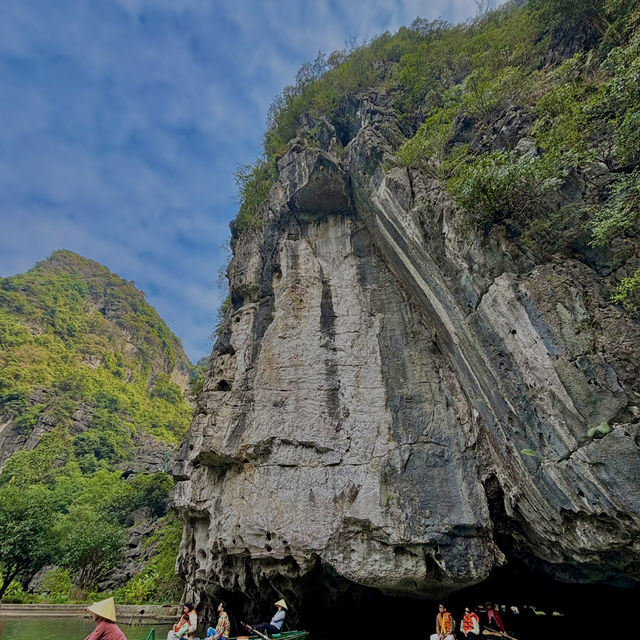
left=234, top=0, right=640, bottom=305
left=0, top=250, right=192, bottom=602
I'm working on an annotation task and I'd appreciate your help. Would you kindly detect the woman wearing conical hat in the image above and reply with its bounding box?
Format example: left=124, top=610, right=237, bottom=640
left=245, top=599, right=288, bottom=636
left=82, top=597, right=128, bottom=640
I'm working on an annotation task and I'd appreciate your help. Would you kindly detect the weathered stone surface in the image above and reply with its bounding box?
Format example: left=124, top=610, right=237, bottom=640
left=98, top=507, right=163, bottom=591
left=279, top=147, right=351, bottom=221
left=174, top=92, right=640, bottom=613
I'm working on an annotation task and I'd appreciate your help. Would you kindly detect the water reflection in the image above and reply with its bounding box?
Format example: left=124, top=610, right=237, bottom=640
left=0, top=618, right=171, bottom=640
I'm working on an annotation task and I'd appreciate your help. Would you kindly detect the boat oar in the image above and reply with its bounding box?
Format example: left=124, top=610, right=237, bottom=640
left=241, top=621, right=270, bottom=640
left=483, top=632, right=519, bottom=640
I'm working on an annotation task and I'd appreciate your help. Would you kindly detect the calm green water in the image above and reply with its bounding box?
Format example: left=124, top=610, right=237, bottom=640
left=0, top=618, right=172, bottom=640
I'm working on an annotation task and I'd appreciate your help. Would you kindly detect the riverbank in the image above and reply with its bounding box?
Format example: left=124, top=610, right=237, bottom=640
left=0, top=603, right=180, bottom=624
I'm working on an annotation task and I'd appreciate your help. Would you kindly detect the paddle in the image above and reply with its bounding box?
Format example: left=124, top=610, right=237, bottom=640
left=482, top=631, right=519, bottom=640
left=241, top=621, right=271, bottom=640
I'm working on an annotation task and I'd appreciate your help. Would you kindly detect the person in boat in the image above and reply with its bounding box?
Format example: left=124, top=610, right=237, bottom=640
left=210, top=601, right=230, bottom=640
left=82, top=597, right=128, bottom=640
left=168, top=611, right=187, bottom=640
left=249, top=599, right=288, bottom=635
left=168, top=603, right=198, bottom=640
left=430, top=603, right=455, bottom=640
left=460, top=606, right=480, bottom=639
left=484, top=602, right=506, bottom=635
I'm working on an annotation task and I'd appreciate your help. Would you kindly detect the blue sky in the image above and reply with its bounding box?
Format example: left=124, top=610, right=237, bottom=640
left=0, top=0, right=483, bottom=361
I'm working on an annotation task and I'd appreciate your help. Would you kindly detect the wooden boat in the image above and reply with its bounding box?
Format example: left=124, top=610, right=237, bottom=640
left=139, top=630, right=309, bottom=640
left=231, top=631, right=310, bottom=640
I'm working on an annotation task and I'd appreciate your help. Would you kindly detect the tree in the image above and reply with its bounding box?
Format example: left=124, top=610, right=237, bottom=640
left=528, top=0, right=606, bottom=33
left=59, top=507, right=125, bottom=589
left=130, top=472, right=174, bottom=518
left=449, top=150, right=562, bottom=232
left=528, top=0, right=635, bottom=44
left=0, top=484, right=56, bottom=598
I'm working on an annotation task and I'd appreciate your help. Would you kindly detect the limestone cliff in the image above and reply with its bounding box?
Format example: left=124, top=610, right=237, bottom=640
left=173, top=89, right=640, bottom=618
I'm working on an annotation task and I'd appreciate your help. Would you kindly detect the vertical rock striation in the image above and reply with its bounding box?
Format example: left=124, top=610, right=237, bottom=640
left=173, top=92, right=640, bottom=614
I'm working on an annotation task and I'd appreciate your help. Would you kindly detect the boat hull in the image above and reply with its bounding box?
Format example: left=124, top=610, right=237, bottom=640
left=231, top=632, right=309, bottom=640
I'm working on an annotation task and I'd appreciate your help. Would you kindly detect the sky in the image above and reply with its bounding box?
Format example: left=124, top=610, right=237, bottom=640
left=0, top=0, right=484, bottom=361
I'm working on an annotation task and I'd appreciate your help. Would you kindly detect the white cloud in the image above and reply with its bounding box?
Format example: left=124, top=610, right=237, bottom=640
left=1, top=0, right=483, bottom=360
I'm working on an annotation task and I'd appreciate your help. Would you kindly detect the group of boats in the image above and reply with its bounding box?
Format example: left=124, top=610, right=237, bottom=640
left=138, top=629, right=309, bottom=640
left=232, top=632, right=309, bottom=640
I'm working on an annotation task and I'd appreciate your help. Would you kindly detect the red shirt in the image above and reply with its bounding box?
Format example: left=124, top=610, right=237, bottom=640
left=83, top=620, right=128, bottom=640
left=487, top=609, right=505, bottom=632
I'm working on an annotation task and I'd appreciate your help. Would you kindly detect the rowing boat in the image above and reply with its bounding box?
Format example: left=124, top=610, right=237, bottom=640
left=138, top=630, right=309, bottom=640
left=231, top=631, right=309, bottom=640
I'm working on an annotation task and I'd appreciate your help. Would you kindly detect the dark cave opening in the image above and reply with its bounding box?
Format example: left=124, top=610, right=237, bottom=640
left=199, top=558, right=637, bottom=639
left=293, top=562, right=638, bottom=639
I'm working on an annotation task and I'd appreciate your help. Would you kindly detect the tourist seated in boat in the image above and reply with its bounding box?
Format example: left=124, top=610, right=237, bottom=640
left=82, top=597, right=128, bottom=640
left=169, top=610, right=188, bottom=640
left=168, top=603, right=198, bottom=640
left=484, top=602, right=506, bottom=635
left=209, top=601, right=230, bottom=640
left=430, top=603, right=455, bottom=640
left=460, top=606, right=480, bottom=639
left=248, top=599, right=288, bottom=635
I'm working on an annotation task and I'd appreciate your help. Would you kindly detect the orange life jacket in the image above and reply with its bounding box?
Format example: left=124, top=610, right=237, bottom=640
left=462, top=612, right=479, bottom=632
left=437, top=612, right=453, bottom=634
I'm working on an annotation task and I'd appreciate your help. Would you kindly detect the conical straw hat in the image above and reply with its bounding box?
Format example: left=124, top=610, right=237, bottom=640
left=88, top=596, right=117, bottom=622
left=275, top=599, right=288, bottom=610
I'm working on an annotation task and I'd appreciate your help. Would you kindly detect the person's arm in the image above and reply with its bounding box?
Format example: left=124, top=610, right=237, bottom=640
left=188, top=612, right=198, bottom=632
left=82, top=621, right=106, bottom=640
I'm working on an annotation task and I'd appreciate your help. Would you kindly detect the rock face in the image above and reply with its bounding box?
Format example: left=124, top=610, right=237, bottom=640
left=173, top=92, right=640, bottom=615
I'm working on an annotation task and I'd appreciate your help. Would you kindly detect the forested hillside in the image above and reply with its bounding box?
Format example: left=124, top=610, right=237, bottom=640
left=235, top=0, right=639, bottom=306
left=0, top=250, right=193, bottom=603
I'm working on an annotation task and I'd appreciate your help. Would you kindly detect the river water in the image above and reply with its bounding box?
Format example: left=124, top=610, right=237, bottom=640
left=0, top=619, right=172, bottom=640
left=0, top=616, right=554, bottom=640
left=0, top=614, right=573, bottom=640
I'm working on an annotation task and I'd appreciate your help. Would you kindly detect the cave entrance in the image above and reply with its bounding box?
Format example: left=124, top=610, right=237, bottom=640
left=291, top=561, right=638, bottom=640
left=196, top=556, right=637, bottom=639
